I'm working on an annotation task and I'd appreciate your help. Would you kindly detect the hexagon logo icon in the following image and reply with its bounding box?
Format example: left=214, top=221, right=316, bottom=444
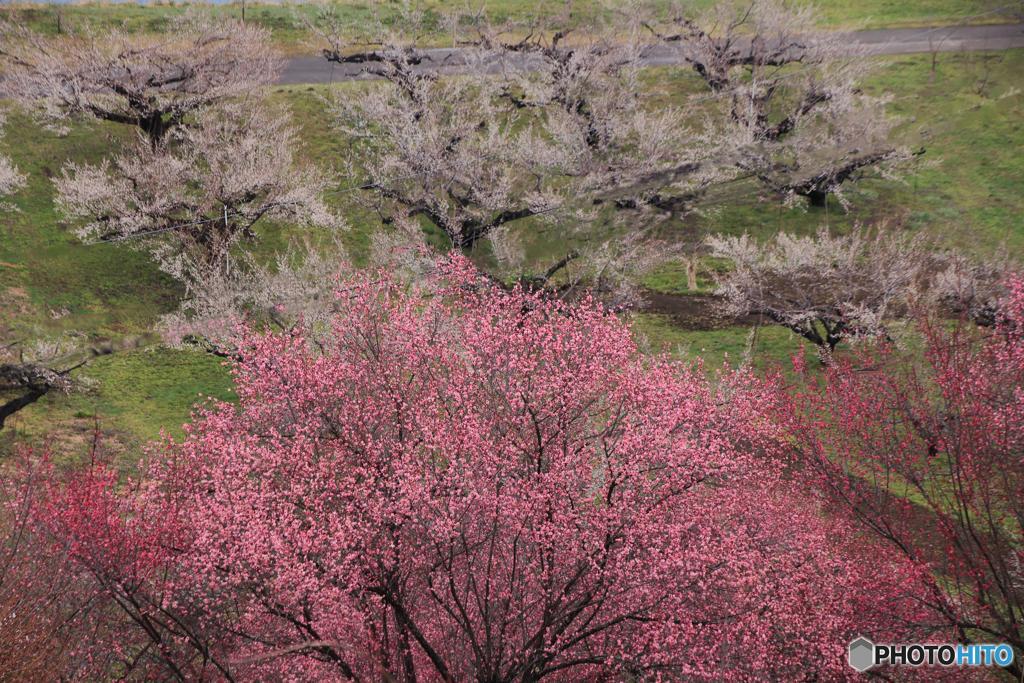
left=848, top=636, right=875, bottom=672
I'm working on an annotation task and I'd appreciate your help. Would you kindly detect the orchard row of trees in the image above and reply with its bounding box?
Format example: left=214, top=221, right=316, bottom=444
left=0, top=4, right=1009, bottom=389
left=0, top=2, right=1010, bottom=429
left=0, top=5, right=984, bottom=305
left=1, top=257, right=1022, bottom=679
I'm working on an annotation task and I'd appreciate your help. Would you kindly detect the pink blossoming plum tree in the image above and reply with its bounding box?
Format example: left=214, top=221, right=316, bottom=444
left=784, top=275, right=1024, bottom=678
left=0, top=454, right=85, bottom=680
left=15, top=257, right=935, bottom=680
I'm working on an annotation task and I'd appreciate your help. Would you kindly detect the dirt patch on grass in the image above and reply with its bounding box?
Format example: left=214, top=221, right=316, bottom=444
left=640, top=290, right=763, bottom=330
left=1, top=287, right=35, bottom=339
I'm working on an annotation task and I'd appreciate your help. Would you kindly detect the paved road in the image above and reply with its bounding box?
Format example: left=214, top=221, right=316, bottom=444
left=278, top=22, right=1024, bottom=85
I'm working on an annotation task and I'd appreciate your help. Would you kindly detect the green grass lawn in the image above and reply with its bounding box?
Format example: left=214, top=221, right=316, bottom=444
left=1, top=48, right=1022, bottom=453
left=630, top=313, right=814, bottom=370
left=0, top=112, right=182, bottom=339
left=0, top=0, right=1014, bottom=56
left=1, top=347, right=234, bottom=462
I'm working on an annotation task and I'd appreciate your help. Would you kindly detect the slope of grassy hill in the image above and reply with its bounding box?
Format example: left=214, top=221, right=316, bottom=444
left=1, top=48, right=1021, bottom=451
left=0, top=0, right=1014, bottom=55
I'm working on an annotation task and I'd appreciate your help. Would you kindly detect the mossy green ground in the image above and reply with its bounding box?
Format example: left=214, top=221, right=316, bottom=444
left=0, top=348, right=233, bottom=458
left=0, top=0, right=1012, bottom=55
left=1, top=49, right=1022, bottom=451
left=630, top=314, right=813, bottom=370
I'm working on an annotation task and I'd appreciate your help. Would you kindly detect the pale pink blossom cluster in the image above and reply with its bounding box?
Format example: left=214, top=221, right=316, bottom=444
left=55, top=101, right=341, bottom=280
left=1, top=13, right=339, bottom=286
left=0, top=14, right=280, bottom=143
left=0, top=112, right=26, bottom=205
left=706, top=227, right=927, bottom=355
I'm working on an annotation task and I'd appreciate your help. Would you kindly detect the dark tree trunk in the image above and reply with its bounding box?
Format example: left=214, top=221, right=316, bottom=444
left=0, top=387, right=49, bottom=430
left=144, top=114, right=168, bottom=148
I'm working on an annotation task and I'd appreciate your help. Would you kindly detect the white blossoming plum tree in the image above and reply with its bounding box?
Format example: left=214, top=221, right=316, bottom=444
left=0, top=14, right=281, bottom=146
